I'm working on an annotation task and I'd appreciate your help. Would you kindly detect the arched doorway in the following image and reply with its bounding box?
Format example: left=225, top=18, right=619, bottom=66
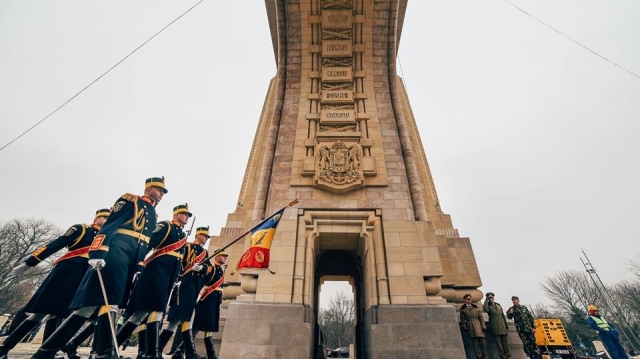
left=315, top=251, right=362, bottom=359
left=293, top=209, right=387, bottom=359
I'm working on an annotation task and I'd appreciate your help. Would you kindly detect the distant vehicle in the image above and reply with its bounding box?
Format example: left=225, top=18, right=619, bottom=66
left=327, top=346, right=350, bottom=358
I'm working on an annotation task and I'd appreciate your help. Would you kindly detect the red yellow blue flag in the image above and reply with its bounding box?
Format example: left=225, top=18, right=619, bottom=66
left=236, top=208, right=285, bottom=270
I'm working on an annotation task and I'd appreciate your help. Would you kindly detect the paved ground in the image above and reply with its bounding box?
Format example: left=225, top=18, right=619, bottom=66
left=6, top=343, right=139, bottom=359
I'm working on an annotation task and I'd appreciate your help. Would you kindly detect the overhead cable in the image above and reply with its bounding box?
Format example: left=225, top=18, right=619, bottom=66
left=501, top=0, right=639, bottom=80
left=0, top=0, right=206, bottom=153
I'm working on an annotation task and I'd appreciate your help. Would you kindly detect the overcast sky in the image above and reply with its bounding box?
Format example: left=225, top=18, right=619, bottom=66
left=1, top=0, right=638, bottom=309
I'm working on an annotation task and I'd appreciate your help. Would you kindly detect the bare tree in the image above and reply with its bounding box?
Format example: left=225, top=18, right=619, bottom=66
left=0, top=218, right=62, bottom=315
left=540, top=269, right=599, bottom=314
left=539, top=270, right=609, bottom=353
left=611, top=280, right=640, bottom=349
left=629, top=256, right=640, bottom=280
left=540, top=268, right=640, bottom=353
left=531, top=303, right=560, bottom=319
left=530, top=302, right=598, bottom=355
left=319, top=291, right=354, bottom=349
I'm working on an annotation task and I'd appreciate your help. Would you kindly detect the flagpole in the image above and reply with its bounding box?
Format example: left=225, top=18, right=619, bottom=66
left=185, top=198, right=299, bottom=274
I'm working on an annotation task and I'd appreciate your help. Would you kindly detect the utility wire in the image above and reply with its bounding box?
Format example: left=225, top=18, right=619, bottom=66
left=501, top=0, right=640, bottom=80
left=0, top=0, right=206, bottom=153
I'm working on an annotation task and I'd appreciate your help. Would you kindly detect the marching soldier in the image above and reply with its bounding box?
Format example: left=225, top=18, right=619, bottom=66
left=62, top=321, right=97, bottom=359
left=192, top=250, right=228, bottom=359
left=31, top=176, right=167, bottom=359
left=0, top=209, right=110, bottom=359
left=115, top=204, right=192, bottom=359
left=158, top=227, right=211, bottom=359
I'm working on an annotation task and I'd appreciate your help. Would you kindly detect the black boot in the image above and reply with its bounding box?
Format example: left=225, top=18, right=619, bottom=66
left=170, top=343, right=183, bottom=359
left=144, top=322, right=163, bottom=359
left=170, top=337, right=184, bottom=359
left=31, top=315, right=88, bottom=359
left=0, top=319, right=40, bottom=359
left=203, top=336, right=220, bottom=359
left=180, top=330, right=198, bottom=359
left=92, top=312, right=118, bottom=359
left=135, top=327, right=146, bottom=359
left=168, top=332, right=182, bottom=356
left=158, top=330, right=174, bottom=355
left=43, top=317, right=63, bottom=343
left=63, top=322, right=96, bottom=359
left=6, top=307, right=28, bottom=336
left=115, top=321, right=137, bottom=349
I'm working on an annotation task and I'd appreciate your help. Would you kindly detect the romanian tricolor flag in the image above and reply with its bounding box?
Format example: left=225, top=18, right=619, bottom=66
left=236, top=208, right=285, bottom=270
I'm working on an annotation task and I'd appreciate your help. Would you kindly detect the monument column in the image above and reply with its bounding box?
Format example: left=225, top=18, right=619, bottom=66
left=209, top=1, right=483, bottom=358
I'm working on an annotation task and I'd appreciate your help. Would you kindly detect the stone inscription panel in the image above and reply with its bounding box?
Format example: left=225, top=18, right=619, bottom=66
left=322, top=67, right=353, bottom=82
left=322, top=91, right=354, bottom=104
left=320, top=110, right=355, bottom=126
left=322, top=10, right=353, bottom=29
left=322, top=40, right=352, bottom=57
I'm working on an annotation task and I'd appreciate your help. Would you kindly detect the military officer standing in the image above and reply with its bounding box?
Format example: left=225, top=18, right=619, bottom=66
left=0, top=209, right=110, bottom=359
left=460, top=294, right=487, bottom=359
left=507, top=296, right=541, bottom=359
left=158, top=227, right=211, bottom=359
left=115, top=204, right=192, bottom=359
left=483, top=292, right=511, bottom=359
left=30, top=177, right=167, bottom=359
left=192, top=250, right=228, bottom=359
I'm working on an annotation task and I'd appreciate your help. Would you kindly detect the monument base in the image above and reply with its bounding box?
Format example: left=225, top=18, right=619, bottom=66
left=364, top=305, right=466, bottom=359
left=219, top=301, right=312, bottom=359
left=461, top=319, right=528, bottom=359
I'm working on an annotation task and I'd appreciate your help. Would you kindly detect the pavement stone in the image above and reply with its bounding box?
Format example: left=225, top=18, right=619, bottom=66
left=6, top=343, right=140, bottom=359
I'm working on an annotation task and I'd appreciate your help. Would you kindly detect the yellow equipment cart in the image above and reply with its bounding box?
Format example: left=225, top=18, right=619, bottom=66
left=534, top=319, right=578, bottom=359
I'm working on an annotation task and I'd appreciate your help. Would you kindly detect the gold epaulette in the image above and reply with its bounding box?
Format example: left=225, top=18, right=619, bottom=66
left=121, top=193, right=137, bottom=202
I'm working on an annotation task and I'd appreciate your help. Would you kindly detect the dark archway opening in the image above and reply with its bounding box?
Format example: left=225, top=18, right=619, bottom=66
left=314, top=250, right=364, bottom=359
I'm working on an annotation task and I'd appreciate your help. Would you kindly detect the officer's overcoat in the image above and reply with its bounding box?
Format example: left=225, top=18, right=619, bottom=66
left=483, top=301, right=509, bottom=336
left=193, top=262, right=225, bottom=332
left=129, top=220, right=185, bottom=312
left=167, top=242, right=209, bottom=321
left=69, top=193, right=156, bottom=309
left=460, top=304, right=486, bottom=338
left=24, top=223, right=98, bottom=316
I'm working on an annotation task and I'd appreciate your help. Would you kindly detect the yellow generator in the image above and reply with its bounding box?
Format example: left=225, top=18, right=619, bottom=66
left=534, top=319, right=578, bottom=359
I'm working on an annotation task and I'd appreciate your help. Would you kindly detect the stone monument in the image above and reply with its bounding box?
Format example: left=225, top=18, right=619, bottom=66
left=206, top=1, right=483, bottom=358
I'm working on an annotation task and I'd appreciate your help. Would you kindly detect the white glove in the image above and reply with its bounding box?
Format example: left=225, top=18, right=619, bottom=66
left=11, top=263, right=30, bottom=276
left=192, top=264, right=204, bottom=272
left=88, top=259, right=106, bottom=269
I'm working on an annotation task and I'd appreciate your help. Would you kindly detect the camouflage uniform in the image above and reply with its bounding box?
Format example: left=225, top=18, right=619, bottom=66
left=506, top=304, right=540, bottom=359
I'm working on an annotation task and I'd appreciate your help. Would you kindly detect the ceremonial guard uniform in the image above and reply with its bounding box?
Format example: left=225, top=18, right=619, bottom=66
left=0, top=209, right=110, bottom=359
left=115, top=204, right=191, bottom=359
left=159, top=227, right=210, bottom=359
left=71, top=192, right=160, bottom=310
left=31, top=177, right=167, bottom=359
left=168, top=236, right=209, bottom=321
left=192, top=251, right=228, bottom=359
